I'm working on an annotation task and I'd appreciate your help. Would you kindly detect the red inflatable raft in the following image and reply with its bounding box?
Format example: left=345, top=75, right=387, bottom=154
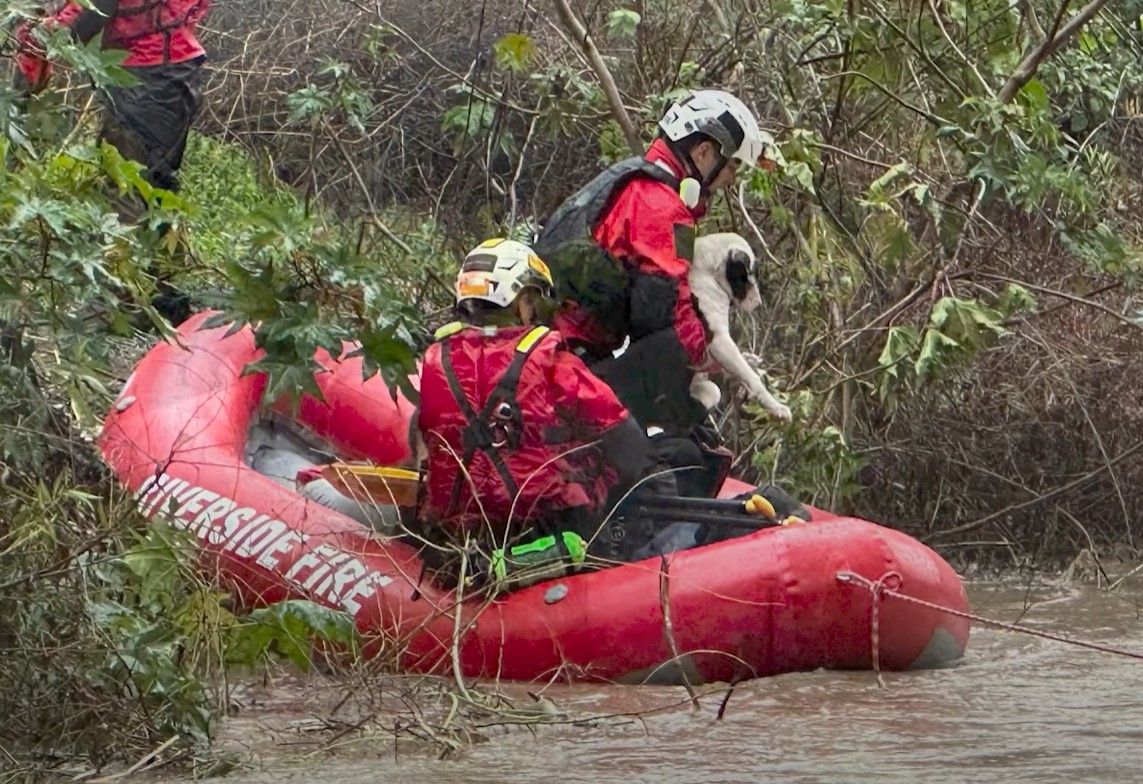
left=98, top=312, right=971, bottom=685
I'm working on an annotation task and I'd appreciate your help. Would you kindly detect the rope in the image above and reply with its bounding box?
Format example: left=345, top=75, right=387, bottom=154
left=836, top=570, right=1143, bottom=687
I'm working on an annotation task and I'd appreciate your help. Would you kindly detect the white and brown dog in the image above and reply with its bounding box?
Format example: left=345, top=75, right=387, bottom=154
left=689, top=232, right=792, bottom=421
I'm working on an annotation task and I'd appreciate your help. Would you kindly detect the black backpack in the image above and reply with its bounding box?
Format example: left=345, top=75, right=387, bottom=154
left=532, top=157, right=679, bottom=344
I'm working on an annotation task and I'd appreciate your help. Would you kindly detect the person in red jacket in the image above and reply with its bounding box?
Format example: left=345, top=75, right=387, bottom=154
left=415, top=238, right=653, bottom=584
left=14, top=0, right=212, bottom=194
left=15, top=1, right=212, bottom=324
left=533, top=89, right=778, bottom=436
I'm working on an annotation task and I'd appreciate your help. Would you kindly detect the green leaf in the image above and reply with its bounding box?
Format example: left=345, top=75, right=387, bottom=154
left=995, top=283, right=1037, bottom=316
left=914, top=328, right=960, bottom=378
left=1019, top=79, right=1050, bottom=113
left=8, top=194, right=70, bottom=235
left=883, top=220, right=913, bottom=263
left=929, top=296, right=1005, bottom=345
left=493, top=33, right=536, bottom=72
left=227, top=600, right=359, bottom=671
left=315, top=57, right=351, bottom=80
left=868, top=162, right=913, bottom=197
left=441, top=99, right=495, bottom=141
left=242, top=355, right=327, bottom=407
left=597, top=120, right=628, bottom=164
left=877, top=325, right=920, bottom=376
left=346, top=317, right=421, bottom=405
left=784, top=161, right=816, bottom=192
left=53, top=31, right=137, bottom=89
left=286, top=86, right=334, bottom=125
left=606, top=9, right=641, bottom=39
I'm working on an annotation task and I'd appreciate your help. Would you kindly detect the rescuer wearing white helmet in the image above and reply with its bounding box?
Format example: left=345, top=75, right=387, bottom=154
left=531, top=88, right=777, bottom=469
left=657, top=89, right=776, bottom=200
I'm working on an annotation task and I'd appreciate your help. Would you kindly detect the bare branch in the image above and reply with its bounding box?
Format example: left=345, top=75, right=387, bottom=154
left=551, top=0, right=644, bottom=155
left=702, top=0, right=731, bottom=34
left=1019, top=0, right=1048, bottom=42
left=925, top=0, right=996, bottom=98
left=997, top=0, right=1112, bottom=103
left=926, top=440, right=1143, bottom=541
left=972, top=272, right=1142, bottom=329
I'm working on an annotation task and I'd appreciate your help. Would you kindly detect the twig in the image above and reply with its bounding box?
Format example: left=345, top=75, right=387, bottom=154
left=1056, top=506, right=1110, bottom=588
left=735, top=182, right=783, bottom=267
left=716, top=679, right=738, bottom=720
left=925, top=0, right=996, bottom=97
left=1000, top=281, right=1121, bottom=328
left=658, top=554, right=699, bottom=709
left=1109, top=560, right=1143, bottom=592
left=702, top=0, right=731, bottom=34
left=1020, top=0, right=1049, bottom=42
left=324, top=122, right=414, bottom=257
left=507, top=101, right=542, bottom=231
left=822, top=70, right=954, bottom=127
left=997, top=0, right=1112, bottom=103
left=551, top=0, right=643, bottom=155
left=926, top=439, right=1143, bottom=540
left=84, top=736, right=181, bottom=783
left=449, top=548, right=474, bottom=704
left=932, top=177, right=987, bottom=303
left=972, top=272, right=1142, bottom=330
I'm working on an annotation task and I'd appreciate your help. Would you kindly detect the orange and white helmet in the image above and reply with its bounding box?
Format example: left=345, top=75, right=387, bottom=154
left=455, top=238, right=554, bottom=311
left=658, top=89, right=775, bottom=169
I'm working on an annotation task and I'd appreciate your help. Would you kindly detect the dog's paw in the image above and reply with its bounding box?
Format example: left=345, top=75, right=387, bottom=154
left=765, top=402, right=793, bottom=422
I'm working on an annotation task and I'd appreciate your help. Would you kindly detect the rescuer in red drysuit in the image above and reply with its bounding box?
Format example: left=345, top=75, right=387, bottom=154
left=532, top=89, right=779, bottom=438
left=414, top=238, right=655, bottom=571
left=14, top=0, right=213, bottom=324
left=15, top=0, right=213, bottom=194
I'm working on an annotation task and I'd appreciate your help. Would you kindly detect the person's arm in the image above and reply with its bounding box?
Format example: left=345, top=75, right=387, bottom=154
left=554, top=352, right=651, bottom=489
left=70, top=0, right=119, bottom=45
left=597, top=415, right=650, bottom=490
left=13, top=1, right=118, bottom=93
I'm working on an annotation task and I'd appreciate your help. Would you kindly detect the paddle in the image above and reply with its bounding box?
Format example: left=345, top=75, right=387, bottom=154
left=631, top=493, right=809, bottom=530
left=296, top=463, right=421, bottom=507
left=300, top=463, right=806, bottom=529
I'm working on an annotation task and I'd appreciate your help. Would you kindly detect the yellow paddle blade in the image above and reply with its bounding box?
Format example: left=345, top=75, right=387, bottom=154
left=320, top=463, right=421, bottom=507
left=744, top=494, right=777, bottom=519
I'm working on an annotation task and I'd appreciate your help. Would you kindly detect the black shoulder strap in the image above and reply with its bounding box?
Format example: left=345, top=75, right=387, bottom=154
left=439, top=327, right=552, bottom=517
left=533, top=157, right=681, bottom=252
left=633, top=158, right=682, bottom=188
left=581, top=158, right=680, bottom=228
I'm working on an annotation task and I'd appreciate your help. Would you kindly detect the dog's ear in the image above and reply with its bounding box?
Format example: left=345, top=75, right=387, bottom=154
left=725, top=249, right=754, bottom=302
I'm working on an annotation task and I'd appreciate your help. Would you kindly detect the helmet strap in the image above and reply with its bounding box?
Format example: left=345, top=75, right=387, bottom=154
left=665, top=134, right=728, bottom=200
left=701, top=154, right=729, bottom=193
left=665, top=135, right=706, bottom=183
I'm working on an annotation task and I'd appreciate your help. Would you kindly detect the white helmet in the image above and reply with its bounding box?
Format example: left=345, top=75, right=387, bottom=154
left=658, top=89, right=774, bottom=168
left=455, top=238, right=554, bottom=311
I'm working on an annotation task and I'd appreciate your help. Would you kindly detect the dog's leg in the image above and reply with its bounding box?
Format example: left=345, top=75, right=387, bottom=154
left=689, top=372, right=722, bottom=410
left=707, top=332, right=792, bottom=421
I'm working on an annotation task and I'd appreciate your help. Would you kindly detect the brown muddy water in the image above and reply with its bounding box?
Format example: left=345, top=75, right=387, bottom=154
left=160, top=576, right=1143, bottom=784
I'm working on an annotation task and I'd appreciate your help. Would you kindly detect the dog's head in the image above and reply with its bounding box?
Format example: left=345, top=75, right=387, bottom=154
left=694, top=232, right=762, bottom=312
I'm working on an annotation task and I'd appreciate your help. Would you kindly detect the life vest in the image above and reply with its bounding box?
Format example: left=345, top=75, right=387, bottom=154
left=103, top=0, right=211, bottom=60
left=531, top=157, right=680, bottom=340
left=420, top=322, right=606, bottom=529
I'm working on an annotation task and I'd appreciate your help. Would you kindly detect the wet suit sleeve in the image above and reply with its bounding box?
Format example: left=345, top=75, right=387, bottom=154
left=16, top=0, right=117, bottom=69
left=552, top=352, right=650, bottom=490
left=69, top=0, right=120, bottom=45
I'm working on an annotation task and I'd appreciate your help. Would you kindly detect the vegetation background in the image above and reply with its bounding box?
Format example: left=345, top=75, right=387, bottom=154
left=2, top=0, right=1143, bottom=778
